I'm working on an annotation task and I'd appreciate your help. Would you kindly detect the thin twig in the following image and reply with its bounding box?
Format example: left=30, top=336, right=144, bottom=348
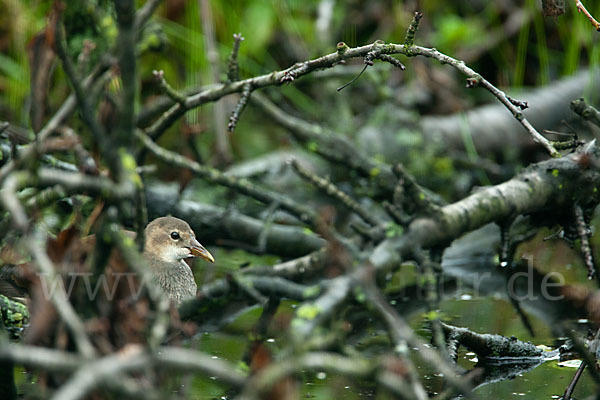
left=571, top=97, right=600, bottom=128
left=251, top=92, right=398, bottom=198
left=28, top=238, right=97, bottom=358
left=54, top=17, right=117, bottom=176
left=0, top=173, right=95, bottom=357
left=392, top=163, right=442, bottom=216
left=242, top=249, right=327, bottom=279
left=0, top=122, right=9, bottom=135
left=337, top=40, right=384, bottom=91
left=135, top=129, right=318, bottom=226
left=573, top=204, right=596, bottom=281
left=0, top=66, right=112, bottom=182
left=382, top=201, right=411, bottom=226
left=563, top=360, right=586, bottom=400
left=463, top=72, right=557, bottom=156
left=50, top=346, right=149, bottom=400
left=227, top=33, right=245, bottom=83
left=290, top=159, right=380, bottom=226
left=574, top=0, right=600, bottom=31
left=404, top=11, right=423, bottom=48
left=336, top=64, right=368, bottom=91
left=238, top=351, right=374, bottom=399
left=558, top=323, right=600, bottom=383
left=133, top=0, right=162, bottom=31
left=361, top=273, right=474, bottom=397
left=52, top=344, right=246, bottom=400
left=142, top=38, right=560, bottom=155
left=153, top=70, right=186, bottom=104
left=228, top=83, right=252, bottom=132
left=105, top=220, right=170, bottom=348
left=19, top=168, right=132, bottom=199
left=377, top=54, right=406, bottom=70
left=0, top=343, right=246, bottom=387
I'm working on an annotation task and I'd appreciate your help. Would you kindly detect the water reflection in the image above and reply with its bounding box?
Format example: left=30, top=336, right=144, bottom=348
left=186, top=223, right=597, bottom=399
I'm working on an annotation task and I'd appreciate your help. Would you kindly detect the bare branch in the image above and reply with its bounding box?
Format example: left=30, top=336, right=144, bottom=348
left=136, top=130, right=318, bottom=226
left=574, top=0, right=600, bottom=31
left=142, top=39, right=560, bottom=155
left=290, top=159, right=380, bottom=226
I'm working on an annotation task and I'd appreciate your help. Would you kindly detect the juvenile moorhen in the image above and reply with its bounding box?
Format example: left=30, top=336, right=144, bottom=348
left=142, top=216, right=214, bottom=304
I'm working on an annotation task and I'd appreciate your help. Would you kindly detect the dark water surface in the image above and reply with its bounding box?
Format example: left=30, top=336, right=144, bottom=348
left=183, top=219, right=599, bottom=399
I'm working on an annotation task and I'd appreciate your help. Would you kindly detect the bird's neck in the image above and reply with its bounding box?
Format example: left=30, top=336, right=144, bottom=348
left=145, top=256, right=197, bottom=304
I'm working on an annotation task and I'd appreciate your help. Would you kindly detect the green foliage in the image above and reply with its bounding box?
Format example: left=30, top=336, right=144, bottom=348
left=430, top=15, right=487, bottom=54
left=4, top=2, right=600, bottom=399
left=353, top=287, right=366, bottom=303
left=0, top=294, right=29, bottom=340
left=432, top=157, right=454, bottom=179
left=240, top=2, right=276, bottom=56
left=63, top=0, right=114, bottom=59
left=384, top=222, right=403, bottom=238
left=0, top=53, right=27, bottom=82
left=423, top=310, right=440, bottom=321
left=4, top=0, right=599, bottom=166
left=296, top=304, right=321, bottom=320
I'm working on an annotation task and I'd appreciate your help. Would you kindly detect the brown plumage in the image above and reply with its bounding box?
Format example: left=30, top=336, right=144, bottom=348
left=0, top=216, right=214, bottom=305
left=142, top=216, right=214, bottom=304
left=0, top=216, right=214, bottom=348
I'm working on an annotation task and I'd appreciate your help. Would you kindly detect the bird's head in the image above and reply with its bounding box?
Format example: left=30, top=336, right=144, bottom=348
left=144, top=216, right=215, bottom=264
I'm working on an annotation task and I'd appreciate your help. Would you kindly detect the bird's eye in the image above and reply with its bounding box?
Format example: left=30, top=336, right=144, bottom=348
left=170, top=231, right=180, bottom=240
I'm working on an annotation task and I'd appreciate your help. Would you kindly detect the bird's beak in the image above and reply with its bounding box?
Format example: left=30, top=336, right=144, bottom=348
left=188, top=238, right=215, bottom=263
